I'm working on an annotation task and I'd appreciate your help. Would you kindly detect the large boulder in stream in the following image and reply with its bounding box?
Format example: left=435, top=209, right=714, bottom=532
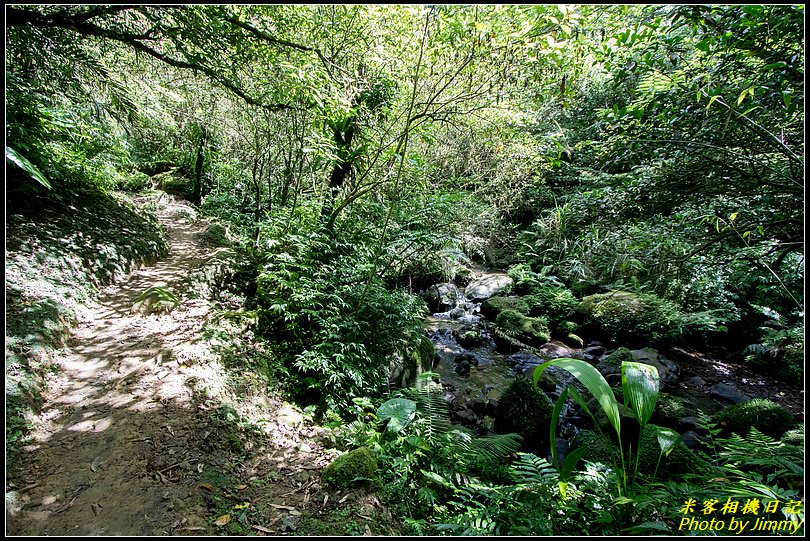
left=577, top=291, right=681, bottom=345
left=423, top=283, right=461, bottom=312
left=464, top=274, right=513, bottom=302
left=494, top=377, right=553, bottom=452
left=480, top=296, right=529, bottom=319
left=493, top=310, right=551, bottom=350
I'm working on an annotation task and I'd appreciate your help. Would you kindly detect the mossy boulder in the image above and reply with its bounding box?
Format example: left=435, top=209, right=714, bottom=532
left=202, top=223, right=231, bottom=247
left=494, top=309, right=551, bottom=348
left=456, top=330, right=483, bottom=348
left=322, top=447, right=378, bottom=488
left=494, top=378, right=553, bottom=452
left=577, top=291, right=682, bottom=344
left=573, top=426, right=715, bottom=479
left=654, top=394, right=692, bottom=429
left=152, top=170, right=193, bottom=198
left=713, top=398, right=795, bottom=438
left=524, top=284, right=578, bottom=321
left=480, top=296, right=529, bottom=320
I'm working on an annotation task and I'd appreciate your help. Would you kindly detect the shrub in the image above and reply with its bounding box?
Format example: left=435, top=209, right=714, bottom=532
left=713, top=398, right=795, bottom=438
left=494, top=378, right=553, bottom=452
left=494, top=310, right=551, bottom=347
left=577, top=291, right=682, bottom=344
left=480, top=296, right=529, bottom=319
left=202, top=223, right=231, bottom=247
left=322, top=447, right=378, bottom=488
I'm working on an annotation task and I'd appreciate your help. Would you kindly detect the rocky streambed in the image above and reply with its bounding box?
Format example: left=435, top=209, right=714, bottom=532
left=417, top=268, right=803, bottom=457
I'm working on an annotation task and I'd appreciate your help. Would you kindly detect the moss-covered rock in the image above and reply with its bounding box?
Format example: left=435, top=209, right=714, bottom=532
left=456, top=330, right=483, bottom=348
left=153, top=170, right=194, bottom=199
left=494, top=378, right=553, bottom=452
left=202, top=223, right=231, bottom=247
left=577, top=291, right=682, bottom=344
left=573, top=425, right=715, bottom=479
left=524, top=284, right=578, bottom=321
left=494, top=309, right=551, bottom=348
left=322, top=447, right=378, bottom=488
left=571, top=430, right=619, bottom=466
left=713, top=398, right=795, bottom=438
left=480, top=296, right=530, bottom=320
left=654, top=394, right=691, bottom=429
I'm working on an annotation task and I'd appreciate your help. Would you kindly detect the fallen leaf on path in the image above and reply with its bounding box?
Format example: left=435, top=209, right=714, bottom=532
left=90, top=456, right=104, bottom=472
left=214, top=514, right=231, bottom=526
left=269, top=503, right=296, bottom=511
left=235, top=484, right=247, bottom=490
left=252, top=525, right=273, bottom=533
left=199, top=483, right=215, bottom=491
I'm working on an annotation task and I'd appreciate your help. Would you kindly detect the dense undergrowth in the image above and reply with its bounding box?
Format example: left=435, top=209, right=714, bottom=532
left=5, top=4, right=803, bottom=536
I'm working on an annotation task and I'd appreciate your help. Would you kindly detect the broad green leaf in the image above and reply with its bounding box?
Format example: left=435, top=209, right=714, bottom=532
left=621, top=361, right=659, bottom=426
left=376, top=398, right=416, bottom=433
left=549, top=387, right=569, bottom=469
left=421, top=469, right=455, bottom=489
left=534, top=358, right=620, bottom=437
left=655, top=425, right=681, bottom=457
left=6, top=146, right=52, bottom=189
left=560, top=447, right=587, bottom=480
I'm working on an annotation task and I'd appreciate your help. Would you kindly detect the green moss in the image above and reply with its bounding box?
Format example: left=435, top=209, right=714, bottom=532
left=202, top=223, right=231, bottom=247
left=494, top=378, right=553, bottom=452
left=713, top=398, right=795, bottom=438
left=524, top=285, right=578, bottom=321
left=571, top=430, right=619, bottom=466
left=555, top=320, right=579, bottom=334
left=577, top=291, right=682, bottom=344
left=602, top=347, right=634, bottom=368
left=480, top=296, right=529, bottom=319
left=322, top=447, right=378, bottom=488
left=495, top=309, right=551, bottom=347
left=635, top=425, right=715, bottom=478
left=654, top=395, right=690, bottom=428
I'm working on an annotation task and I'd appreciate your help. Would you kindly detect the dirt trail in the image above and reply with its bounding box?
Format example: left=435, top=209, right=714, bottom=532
left=6, top=193, right=397, bottom=536
left=5, top=195, right=226, bottom=534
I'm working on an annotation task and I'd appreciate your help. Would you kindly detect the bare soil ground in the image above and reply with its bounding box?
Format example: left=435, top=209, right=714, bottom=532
left=6, top=194, right=396, bottom=536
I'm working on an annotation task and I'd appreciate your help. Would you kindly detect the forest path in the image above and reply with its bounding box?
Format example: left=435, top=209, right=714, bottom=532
left=6, top=194, right=227, bottom=535
left=6, top=193, right=375, bottom=536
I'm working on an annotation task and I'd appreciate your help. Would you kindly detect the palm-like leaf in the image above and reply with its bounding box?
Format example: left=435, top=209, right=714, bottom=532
left=621, top=361, right=659, bottom=427
left=533, top=358, right=621, bottom=437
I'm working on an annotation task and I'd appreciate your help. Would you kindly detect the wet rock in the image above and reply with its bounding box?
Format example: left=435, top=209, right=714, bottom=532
left=536, top=340, right=581, bottom=360
left=455, top=352, right=475, bottom=364
left=681, top=430, right=704, bottom=450
left=553, top=438, right=569, bottom=466
left=685, top=376, right=706, bottom=387
left=708, top=383, right=750, bottom=404
left=456, top=330, right=482, bottom=348
left=468, top=398, right=488, bottom=417
left=449, top=307, right=466, bottom=319
left=423, top=283, right=461, bottom=312
left=584, top=345, right=606, bottom=358
left=455, top=361, right=471, bottom=376
left=465, top=275, right=514, bottom=302
left=597, top=347, right=680, bottom=390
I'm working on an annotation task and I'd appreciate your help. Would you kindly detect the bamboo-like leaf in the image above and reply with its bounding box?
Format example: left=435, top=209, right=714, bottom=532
left=534, top=358, right=620, bottom=437
left=621, top=361, right=659, bottom=426
left=376, top=397, right=416, bottom=433
left=655, top=425, right=681, bottom=457
left=6, top=146, right=52, bottom=189
left=549, top=387, right=569, bottom=469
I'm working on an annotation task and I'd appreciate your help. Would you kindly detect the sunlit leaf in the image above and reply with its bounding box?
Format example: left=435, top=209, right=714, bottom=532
left=621, top=361, right=659, bottom=426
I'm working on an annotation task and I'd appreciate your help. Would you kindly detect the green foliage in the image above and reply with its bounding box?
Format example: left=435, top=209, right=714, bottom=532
left=494, top=310, right=551, bottom=348
left=322, top=447, right=378, bottom=488
left=577, top=291, right=683, bottom=344
left=132, top=286, right=180, bottom=315
left=713, top=399, right=795, bottom=438
left=494, top=378, right=554, bottom=452
left=254, top=211, right=427, bottom=414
